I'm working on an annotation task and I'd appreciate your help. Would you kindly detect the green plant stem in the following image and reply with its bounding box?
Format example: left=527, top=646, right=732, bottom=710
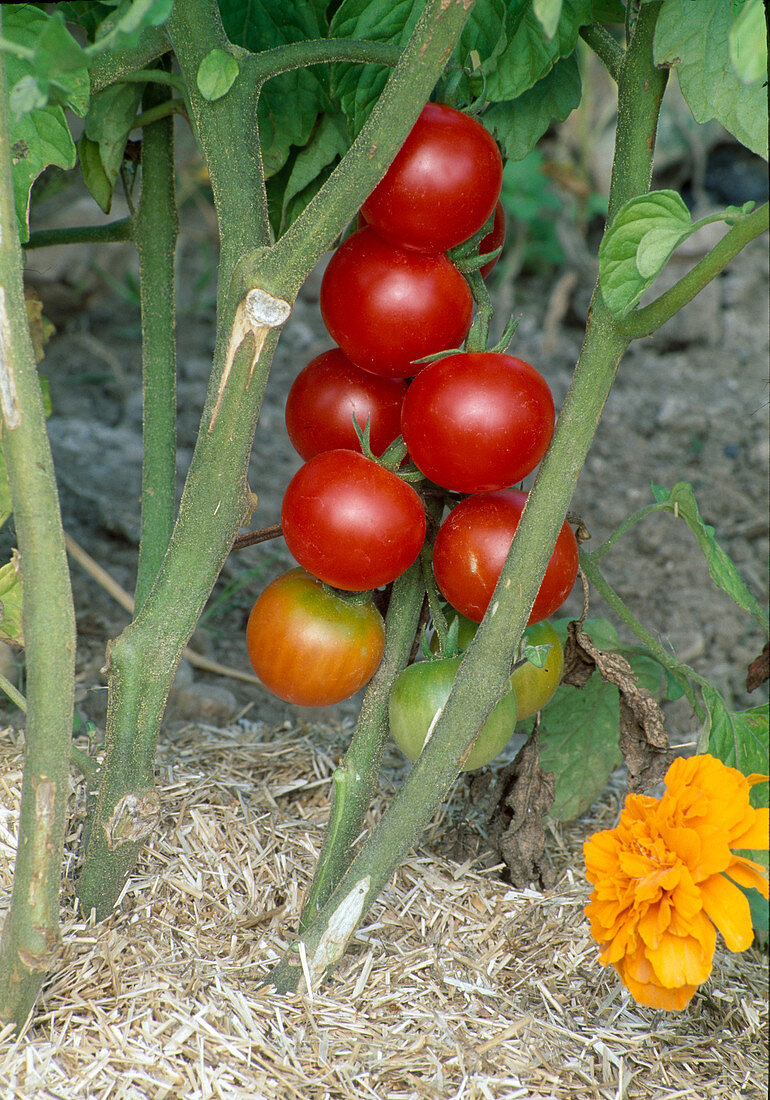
left=244, top=38, right=400, bottom=80
left=0, top=669, right=25, bottom=712
left=75, top=0, right=473, bottom=922
left=89, top=26, right=171, bottom=94
left=0, top=33, right=77, bottom=1031
left=0, top=677, right=99, bottom=782
left=606, top=3, right=666, bottom=223
left=115, top=69, right=186, bottom=91
left=616, top=202, right=769, bottom=339
left=266, top=0, right=669, bottom=996
left=134, top=71, right=179, bottom=613
left=23, top=219, right=134, bottom=249
left=299, top=560, right=425, bottom=929
left=130, top=99, right=188, bottom=129
left=579, top=549, right=706, bottom=720
left=590, top=503, right=664, bottom=560
left=580, top=23, right=624, bottom=82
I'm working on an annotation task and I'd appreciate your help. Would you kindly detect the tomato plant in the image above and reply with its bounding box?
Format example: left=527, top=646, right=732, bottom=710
left=389, top=656, right=518, bottom=771
left=281, top=449, right=426, bottom=591
left=319, top=226, right=473, bottom=377
left=479, top=200, right=506, bottom=279
left=246, top=568, right=385, bottom=706
left=432, top=490, right=579, bottom=624
left=400, top=352, right=555, bottom=492
left=361, top=103, right=503, bottom=254
left=431, top=615, right=564, bottom=722
left=285, top=348, right=407, bottom=460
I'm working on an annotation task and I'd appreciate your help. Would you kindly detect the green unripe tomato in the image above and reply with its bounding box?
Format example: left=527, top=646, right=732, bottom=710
left=429, top=616, right=564, bottom=722
left=389, top=657, right=518, bottom=771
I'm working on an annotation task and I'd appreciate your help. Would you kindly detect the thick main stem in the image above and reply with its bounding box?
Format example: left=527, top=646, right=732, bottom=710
left=134, top=69, right=179, bottom=611
left=0, top=36, right=77, bottom=1029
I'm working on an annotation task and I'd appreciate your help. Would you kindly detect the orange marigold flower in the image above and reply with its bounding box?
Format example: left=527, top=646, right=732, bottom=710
left=584, top=754, right=769, bottom=1011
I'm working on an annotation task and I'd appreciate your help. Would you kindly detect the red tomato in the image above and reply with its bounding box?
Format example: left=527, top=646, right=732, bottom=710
left=479, top=201, right=506, bottom=278
left=361, top=103, right=503, bottom=253
left=281, top=449, right=426, bottom=591
left=400, top=352, right=555, bottom=493
left=319, top=227, right=473, bottom=378
left=432, top=490, right=578, bottom=624
left=246, top=568, right=385, bottom=706
left=285, top=348, right=407, bottom=460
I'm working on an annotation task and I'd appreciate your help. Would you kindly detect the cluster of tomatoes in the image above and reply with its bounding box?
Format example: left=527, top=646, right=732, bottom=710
left=246, top=103, right=578, bottom=768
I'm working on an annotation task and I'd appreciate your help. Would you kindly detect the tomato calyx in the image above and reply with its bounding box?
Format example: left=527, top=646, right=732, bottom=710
left=350, top=413, right=425, bottom=485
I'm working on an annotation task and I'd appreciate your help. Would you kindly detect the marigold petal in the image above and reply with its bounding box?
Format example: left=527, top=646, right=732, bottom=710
left=646, top=913, right=715, bottom=988
left=699, top=873, right=755, bottom=952
left=726, top=858, right=770, bottom=900
left=620, top=967, right=698, bottom=1011
left=731, top=807, right=769, bottom=851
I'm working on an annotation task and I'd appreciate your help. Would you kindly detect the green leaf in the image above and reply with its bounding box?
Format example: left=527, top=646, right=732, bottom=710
left=222, top=0, right=328, bottom=178
left=277, top=112, right=349, bottom=234
left=9, top=106, right=77, bottom=242
left=76, top=134, right=113, bottom=214
left=81, top=82, right=144, bottom=213
left=486, top=0, right=592, bottom=102
left=539, top=675, right=622, bottom=821
left=591, top=0, right=626, bottom=23
left=599, top=190, right=694, bottom=316
left=0, top=556, right=24, bottom=648
left=702, top=684, right=769, bottom=781
left=729, top=0, right=767, bottom=85
left=533, top=0, right=563, bottom=40
left=2, top=6, right=89, bottom=119
left=654, top=0, right=768, bottom=160
left=330, top=0, right=423, bottom=139
left=745, top=888, right=769, bottom=946
left=650, top=482, right=769, bottom=631
left=88, top=0, right=174, bottom=54
left=197, top=48, right=239, bottom=102
left=486, top=52, right=581, bottom=162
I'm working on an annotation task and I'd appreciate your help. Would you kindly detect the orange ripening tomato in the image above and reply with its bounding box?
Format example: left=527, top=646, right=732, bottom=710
left=246, top=568, right=385, bottom=706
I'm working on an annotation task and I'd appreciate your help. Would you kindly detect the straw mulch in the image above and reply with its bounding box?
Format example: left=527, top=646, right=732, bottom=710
left=0, top=719, right=767, bottom=1100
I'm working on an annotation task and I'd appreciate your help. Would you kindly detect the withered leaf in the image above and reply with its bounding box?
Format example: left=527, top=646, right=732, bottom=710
left=562, top=621, right=671, bottom=791
left=746, top=641, right=770, bottom=693
left=488, top=727, right=556, bottom=889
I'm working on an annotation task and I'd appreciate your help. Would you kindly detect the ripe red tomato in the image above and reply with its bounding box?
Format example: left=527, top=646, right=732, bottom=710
left=432, top=490, right=578, bottom=624
left=319, top=227, right=473, bottom=378
left=400, top=352, right=555, bottom=493
left=281, top=449, right=426, bottom=591
left=361, top=103, right=503, bottom=253
left=389, top=657, right=518, bottom=771
left=285, top=348, right=407, bottom=460
left=479, top=201, right=506, bottom=278
left=246, top=568, right=385, bottom=706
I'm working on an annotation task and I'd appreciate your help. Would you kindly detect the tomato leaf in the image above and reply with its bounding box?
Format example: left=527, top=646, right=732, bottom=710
left=87, top=0, right=173, bottom=54
left=197, top=48, right=239, bottom=102
left=539, top=675, right=621, bottom=821
left=486, top=52, right=581, bottom=163
left=598, top=190, right=692, bottom=316
left=650, top=482, right=769, bottom=632
left=728, top=0, right=767, bottom=85
left=330, top=0, right=423, bottom=139
left=0, top=554, right=24, bottom=649
left=591, top=1, right=626, bottom=24
left=277, top=112, right=349, bottom=234
left=654, top=0, right=768, bottom=160
left=702, top=685, right=769, bottom=784
left=80, top=82, right=144, bottom=214
left=486, top=0, right=592, bottom=103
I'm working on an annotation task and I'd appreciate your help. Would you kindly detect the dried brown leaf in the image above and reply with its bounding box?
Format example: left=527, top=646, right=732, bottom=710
left=488, top=727, right=556, bottom=888
left=746, top=641, right=770, bottom=692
